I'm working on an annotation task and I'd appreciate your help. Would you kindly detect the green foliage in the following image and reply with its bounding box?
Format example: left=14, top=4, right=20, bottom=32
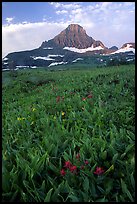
left=2, top=64, right=135, bottom=202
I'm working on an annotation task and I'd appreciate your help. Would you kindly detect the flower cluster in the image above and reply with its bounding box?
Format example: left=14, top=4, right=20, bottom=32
left=82, top=94, right=93, bottom=101
left=94, top=167, right=104, bottom=175
left=60, top=160, right=77, bottom=176
left=56, top=96, right=64, bottom=103
left=60, top=152, right=91, bottom=177
left=60, top=153, right=105, bottom=177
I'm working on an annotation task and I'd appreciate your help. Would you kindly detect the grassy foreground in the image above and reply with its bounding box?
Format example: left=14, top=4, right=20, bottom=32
left=2, top=65, right=135, bottom=202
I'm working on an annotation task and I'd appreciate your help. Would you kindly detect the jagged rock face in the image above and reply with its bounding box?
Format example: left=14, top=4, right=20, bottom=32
left=41, top=24, right=106, bottom=49
left=121, top=43, right=135, bottom=49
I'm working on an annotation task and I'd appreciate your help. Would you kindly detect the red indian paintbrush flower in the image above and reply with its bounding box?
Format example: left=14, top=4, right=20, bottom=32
left=60, top=169, right=66, bottom=176
left=69, top=165, right=77, bottom=173
left=87, top=94, right=92, bottom=98
left=94, top=167, right=104, bottom=175
left=82, top=97, right=86, bottom=101
left=64, top=161, right=72, bottom=169
left=84, top=160, right=89, bottom=165
left=56, top=96, right=61, bottom=103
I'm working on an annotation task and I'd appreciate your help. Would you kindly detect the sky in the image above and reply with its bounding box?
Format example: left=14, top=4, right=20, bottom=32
left=2, top=2, right=135, bottom=58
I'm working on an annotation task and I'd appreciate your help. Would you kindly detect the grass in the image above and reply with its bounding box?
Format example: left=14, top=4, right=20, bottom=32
left=2, top=64, right=135, bottom=202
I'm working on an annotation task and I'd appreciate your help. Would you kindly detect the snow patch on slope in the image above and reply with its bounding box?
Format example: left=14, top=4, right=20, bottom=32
left=16, top=65, right=30, bottom=68
left=72, top=58, right=83, bottom=63
left=43, top=47, right=53, bottom=49
left=111, top=44, right=135, bottom=54
left=47, top=54, right=64, bottom=58
left=48, top=61, right=67, bottom=67
left=63, top=45, right=104, bottom=53
left=31, top=56, right=55, bottom=61
left=3, top=57, right=8, bottom=61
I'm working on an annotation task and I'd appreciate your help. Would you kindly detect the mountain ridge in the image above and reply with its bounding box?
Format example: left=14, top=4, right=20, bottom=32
left=2, top=24, right=135, bottom=69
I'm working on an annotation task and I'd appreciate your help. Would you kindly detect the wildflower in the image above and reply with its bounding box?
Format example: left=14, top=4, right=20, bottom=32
left=56, top=96, right=60, bottom=103
left=64, top=161, right=72, bottom=169
left=60, top=169, right=66, bottom=176
left=84, top=160, right=89, bottom=165
left=17, top=117, right=25, bottom=121
left=87, top=94, right=92, bottom=98
left=82, top=97, right=86, bottom=101
left=32, top=108, right=36, bottom=112
left=76, top=153, right=80, bottom=160
left=70, top=165, right=77, bottom=173
left=62, top=112, right=65, bottom=116
left=94, top=167, right=104, bottom=175
left=17, top=117, right=21, bottom=121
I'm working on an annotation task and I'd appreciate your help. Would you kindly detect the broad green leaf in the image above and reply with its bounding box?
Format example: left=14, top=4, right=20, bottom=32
left=112, top=153, right=118, bottom=163
left=125, top=144, right=134, bottom=154
left=121, top=179, right=134, bottom=202
left=44, top=188, right=53, bottom=202
left=40, top=180, right=46, bottom=192
left=90, top=182, right=96, bottom=197
left=104, top=164, right=114, bottom=174
left=83, top=177, right=89, bottom=192
left=104, top=179, right=113, bottom=194
left=68, top=194, right=79, bottom=202
left=10, top=190, right=18, bottom=202
left=101, top=150, right=107, bottom=160
left=49, top=162, right=59, bottom=174
left=130, top=172, right=135, bottom=190
left=20, top=191, right=27, bottom=202
left=97, top=186, right=105, bottom=194
left=2, top=169, right=10, bottom=192
left=120, top=152, right=126, bottom=159
left=96, top=197, right=108, bottom=202
left=23, top=180, right=37, bottom=201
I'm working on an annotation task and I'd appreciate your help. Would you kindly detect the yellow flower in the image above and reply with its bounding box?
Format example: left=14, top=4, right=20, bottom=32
left=61, top=112, right=65, bottom=116
left=17, top=117, right=25, bottom=121
left=32, top=108, right=36, bottom=112
left=17, top=117, right=22, bottom=121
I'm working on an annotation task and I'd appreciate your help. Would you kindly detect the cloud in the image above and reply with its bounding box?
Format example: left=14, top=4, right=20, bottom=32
left=2, top=2, right=135, bottom=57
left=6, top=17, right=14, bottom=23
left=56, top=10, right=68, bottom=15
left=2, top=21, right=69, bottom=58
left=50, top=2, right=81, bottom=10
left=66, top=2, right=135, bottom=47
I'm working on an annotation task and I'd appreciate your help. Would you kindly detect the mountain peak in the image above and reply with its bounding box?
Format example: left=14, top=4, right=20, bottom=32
left=41, top=24, right=105, bottom=49
left=66, top=24, right=86, bottom=33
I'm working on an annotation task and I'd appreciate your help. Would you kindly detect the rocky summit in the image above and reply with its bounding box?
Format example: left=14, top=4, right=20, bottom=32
left=41, top=24, right=105, bottom=49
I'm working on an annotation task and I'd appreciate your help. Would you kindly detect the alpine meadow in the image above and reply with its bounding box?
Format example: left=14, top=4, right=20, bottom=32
left=2, top=64, right=135, bottom=202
